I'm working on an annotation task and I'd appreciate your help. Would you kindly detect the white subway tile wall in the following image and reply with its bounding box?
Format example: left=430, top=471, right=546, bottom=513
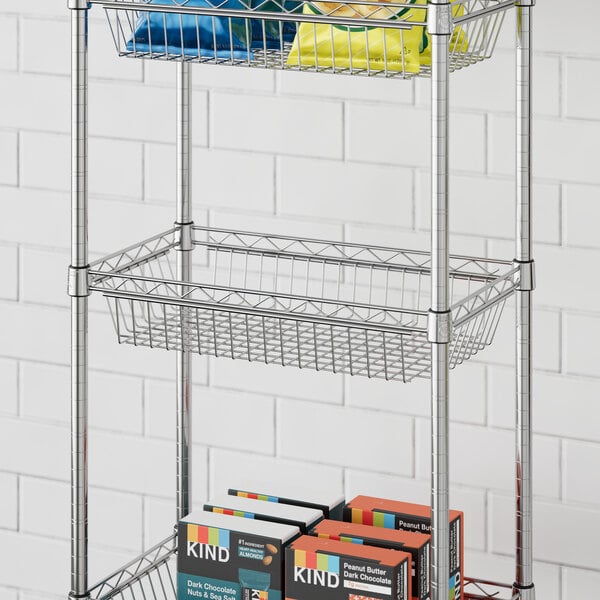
left=0, top=2, right=598, bottom=599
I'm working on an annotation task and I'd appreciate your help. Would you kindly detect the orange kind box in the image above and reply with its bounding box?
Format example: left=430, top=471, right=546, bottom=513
left=311, top=520, right=430, bottom=600
left=344, top=496, right=464, bottom=600
left=285, top=535, right=412, bottom=600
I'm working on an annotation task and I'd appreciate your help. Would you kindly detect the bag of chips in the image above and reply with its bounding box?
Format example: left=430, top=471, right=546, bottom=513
left=127, top=0, right=299, bottom=59
left=287, top=0, right=466, bottom=74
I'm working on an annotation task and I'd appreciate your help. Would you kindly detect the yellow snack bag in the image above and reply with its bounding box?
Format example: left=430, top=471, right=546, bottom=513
left=286, top=0, right=467, bottom=75
left=286, top=0, right=428, bottom=74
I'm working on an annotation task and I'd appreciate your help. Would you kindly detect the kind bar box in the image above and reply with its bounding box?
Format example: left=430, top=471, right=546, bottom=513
left=229, top=487, right=345, bottom=520
left=178, top=510, right=299, bottom=600
left=344, top=496, right=463, bottom=600
left=311, top=520, right=430, bottom=600
left=205, top=494, right=323, bottom=534
left=285, top=535, right=412, bottom=600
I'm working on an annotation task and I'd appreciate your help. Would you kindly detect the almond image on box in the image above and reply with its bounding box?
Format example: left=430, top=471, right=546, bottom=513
left=178, top=510, right=300, bottom=600
left=344, top=496, right=463, bottom=600
left=311, top=520, right=430, bottom=600
left=205, top=494, right=324, bottom=534
left=229, top=487, right=346, bottom=520
left=285, top=535, right=412, bottom=600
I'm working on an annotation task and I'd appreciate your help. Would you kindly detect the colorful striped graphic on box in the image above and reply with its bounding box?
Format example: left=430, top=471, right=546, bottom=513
left=211, top=507, right=255, bottom=519
left=236, top=491, right=279, bottom=503
left=317, top=533, right=364, bottom=545
left=294, top=550, right=340, bottom=574
left=257, top=592, right=268, bottom=600
left=187, top=524, right=230, bottom=548
left=350, top=509, right=395, bottom=529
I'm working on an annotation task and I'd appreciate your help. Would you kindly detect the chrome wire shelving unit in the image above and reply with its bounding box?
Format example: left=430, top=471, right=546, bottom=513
left=68, top=1, right=537, bottom=600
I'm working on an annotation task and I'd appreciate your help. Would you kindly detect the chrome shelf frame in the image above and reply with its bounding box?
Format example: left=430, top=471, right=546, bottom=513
left=68, top=0, right=536, bottom=598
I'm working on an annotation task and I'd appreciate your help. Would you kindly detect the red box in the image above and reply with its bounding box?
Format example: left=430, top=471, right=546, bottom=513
left=311, top=520, right=430, bottom=600
left=344, top=496, right=464, bottom=600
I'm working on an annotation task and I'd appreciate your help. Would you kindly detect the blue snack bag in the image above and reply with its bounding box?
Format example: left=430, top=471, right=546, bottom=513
left=127, top=0, right=300, bottom=58
left=126, top=0, right=254, bottom=59
left=250, top=0, right=299, bottom=48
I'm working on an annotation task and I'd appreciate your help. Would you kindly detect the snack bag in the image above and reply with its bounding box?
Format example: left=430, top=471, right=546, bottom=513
left=286, top=0, right=428, bottom=74
left=127, top=0, right=300, bottom=59
left=286, top=0, right=468, bottom=74
left=251, top=0, right=300, bottom=48
left=127, top=0, right=254, bottom=59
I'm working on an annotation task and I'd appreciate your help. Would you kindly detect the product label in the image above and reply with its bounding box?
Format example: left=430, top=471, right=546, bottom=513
left=285, top=549, right=407, bottom=600
left=178, top=525, right=284, bottom=600
left=316, top=533, right=428, bottom=600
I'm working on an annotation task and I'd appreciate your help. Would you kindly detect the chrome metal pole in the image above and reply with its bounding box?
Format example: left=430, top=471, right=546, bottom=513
left=68, top=1, right=91, bottom=598
left=428, top=3, right=452, bottom=600
left=176, top=61, right=193, bottom=522
left=515, top=2, right=536, bottom=599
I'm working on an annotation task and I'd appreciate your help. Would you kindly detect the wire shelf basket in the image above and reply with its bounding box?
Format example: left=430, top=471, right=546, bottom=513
left=88, top=535, right=177, bottom=600
left=95, top=0, right=512, bottom=77
left=89, top=226, right=518, bottom=382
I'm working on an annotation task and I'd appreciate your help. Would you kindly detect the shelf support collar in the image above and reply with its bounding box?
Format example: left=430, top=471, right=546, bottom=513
left=427, top=2, right=453, bottom=36
left=68, top=0, right=91, bottom=9
left=427, top=310, right=452, bottom=344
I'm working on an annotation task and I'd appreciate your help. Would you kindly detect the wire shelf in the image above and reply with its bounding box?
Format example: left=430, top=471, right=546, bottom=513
left=87, top=535, right=177, bottom=600
left=89, top=226, right=518, bottom=382
left=95, top=0, right=511, bottom=77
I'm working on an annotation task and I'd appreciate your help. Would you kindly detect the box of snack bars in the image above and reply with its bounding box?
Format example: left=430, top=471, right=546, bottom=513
left=229, top=487, right=345, bottom=520
left=205, top=494, right=323, bottom=534
left=311, top=519, right=430, bottom=600
left=178, top=510, right=299, bottom=600
left=344, top=496, right=463, bottom=600
left=285, top=535, right=412, bottom=600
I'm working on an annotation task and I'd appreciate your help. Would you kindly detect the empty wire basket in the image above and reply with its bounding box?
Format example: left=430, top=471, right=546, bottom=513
left=89, top=226, right=519, bottom=382
left=97, top=0, right=512, bottom=77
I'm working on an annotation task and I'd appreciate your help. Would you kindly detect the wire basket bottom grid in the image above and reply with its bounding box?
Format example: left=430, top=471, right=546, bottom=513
left=110, top=297, right=505, bottom=382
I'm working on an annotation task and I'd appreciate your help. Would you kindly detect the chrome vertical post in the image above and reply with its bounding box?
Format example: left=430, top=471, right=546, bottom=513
left=428, top=3, right=452, bottom=600
left=176, top=61, right=193, bottom=522
left=68, top=1, right=91, bottom=598
left=515, top=2, right=536, bottom=599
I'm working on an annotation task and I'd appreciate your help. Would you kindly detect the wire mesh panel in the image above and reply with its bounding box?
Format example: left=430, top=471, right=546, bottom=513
left=464, top=577, right=521, bottom=600
left=94, top=0, right=513, bottom=77
left=90, top=226, right=519, bottom=382
left=88, top=535, right=177, bottom=600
